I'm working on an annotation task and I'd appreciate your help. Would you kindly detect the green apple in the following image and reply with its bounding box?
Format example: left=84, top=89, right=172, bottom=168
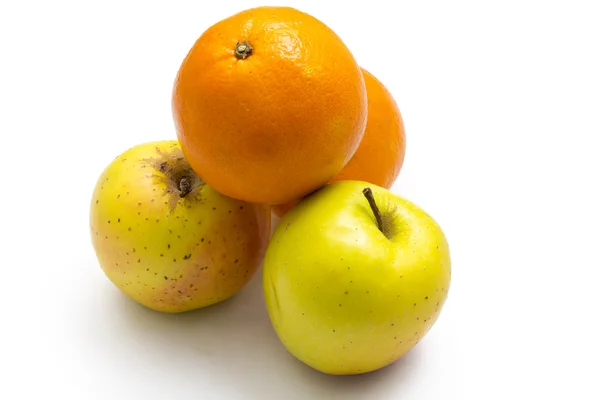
left=263, top=180, right=451, bottom=375
left=90, top=140, right=271, bottom=312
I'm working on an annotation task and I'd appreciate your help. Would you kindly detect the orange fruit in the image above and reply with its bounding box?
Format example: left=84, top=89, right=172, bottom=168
left=273, top=68, right=406, bottom=217
left=172, top=6, right=368, bottom=205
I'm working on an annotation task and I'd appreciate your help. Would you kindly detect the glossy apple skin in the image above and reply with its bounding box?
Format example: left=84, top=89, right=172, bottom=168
left=263, top=180, right=451, bottom=375
left=90, top=140, right=271, bottom=312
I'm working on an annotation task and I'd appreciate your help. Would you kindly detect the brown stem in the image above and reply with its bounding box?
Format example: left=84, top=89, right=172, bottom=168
left=362, top=188, right=383, bottom=233
left=179, top=177, right=192, bottom=198
left=235, top=41, right=253, bottom=59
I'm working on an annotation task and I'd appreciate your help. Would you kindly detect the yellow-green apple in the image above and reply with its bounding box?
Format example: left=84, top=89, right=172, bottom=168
left=263, top=180, right=451, bottom=375
left=90, top=140, right=271, bottom=312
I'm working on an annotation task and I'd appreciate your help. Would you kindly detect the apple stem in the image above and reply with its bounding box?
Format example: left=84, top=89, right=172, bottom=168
left=235, top=41, right=253, bottom=59
left=362, top=188, right=384, bottom=233
left=179, top=177, right=192, bottom=198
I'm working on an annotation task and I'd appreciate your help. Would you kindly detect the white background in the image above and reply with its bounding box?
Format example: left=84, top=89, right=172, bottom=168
left=1, top=0, right=599, bottom=399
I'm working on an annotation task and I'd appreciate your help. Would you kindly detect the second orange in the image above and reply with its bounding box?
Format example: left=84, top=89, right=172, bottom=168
left=172, top=6, right=368, bottom=205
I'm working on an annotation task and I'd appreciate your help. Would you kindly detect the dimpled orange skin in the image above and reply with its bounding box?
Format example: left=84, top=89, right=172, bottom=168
left=172, top=6, right=368, bottom=205
left=273, top=68, right=406, bottom=217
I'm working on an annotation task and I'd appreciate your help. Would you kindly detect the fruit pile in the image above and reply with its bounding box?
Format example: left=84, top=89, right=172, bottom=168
left=90, top=6, right=451, bottom=376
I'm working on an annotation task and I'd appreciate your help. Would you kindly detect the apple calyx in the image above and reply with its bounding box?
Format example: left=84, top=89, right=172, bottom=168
left=158, top=158, right=199, bottom=199
left=362, top=187, right=385, bottom=234
left=148, top=147, right=204, bottom=208
left=179, top=177, right=192, bottom=198
left=235, top=41, right=253, bottom=59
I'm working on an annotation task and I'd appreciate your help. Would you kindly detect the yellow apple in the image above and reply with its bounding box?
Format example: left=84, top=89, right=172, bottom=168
left=90, top=140, right=271, bottom=312
left=263, top=181, right=451, bottom=374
